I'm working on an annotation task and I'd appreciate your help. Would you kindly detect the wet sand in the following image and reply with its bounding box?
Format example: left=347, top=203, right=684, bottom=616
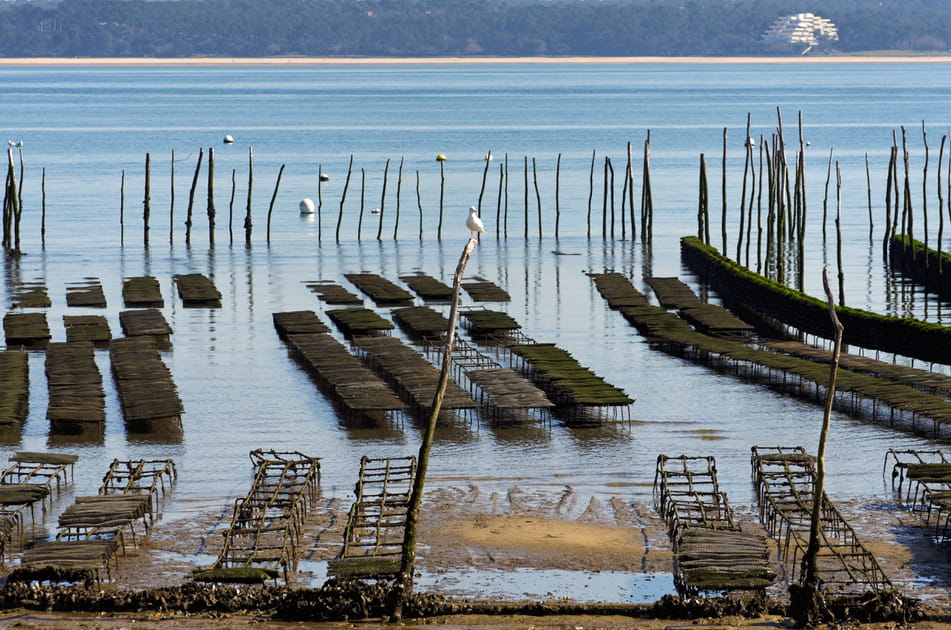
left=1, top=478, right=948, bottom=628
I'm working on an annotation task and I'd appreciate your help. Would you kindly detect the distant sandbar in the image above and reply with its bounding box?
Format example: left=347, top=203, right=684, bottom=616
left=0, top=55, right=949, bottom=66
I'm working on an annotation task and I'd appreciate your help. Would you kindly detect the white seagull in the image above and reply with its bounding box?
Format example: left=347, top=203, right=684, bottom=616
left=7, top=140, right=22, bottom=148
left=466, top=206, right=485, bottom=237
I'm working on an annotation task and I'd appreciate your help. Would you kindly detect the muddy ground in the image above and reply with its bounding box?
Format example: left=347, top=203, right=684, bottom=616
left=0, top=479, right=949, bottom=629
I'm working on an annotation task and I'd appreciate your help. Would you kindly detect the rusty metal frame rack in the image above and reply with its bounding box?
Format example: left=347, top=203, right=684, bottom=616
left=213, top=450, right=320, bottom=582
left=653, top=454, right=774, bottom=595
left=751, top=446, right=891, bottom=593
left=328, top=455, right=416, bottom=579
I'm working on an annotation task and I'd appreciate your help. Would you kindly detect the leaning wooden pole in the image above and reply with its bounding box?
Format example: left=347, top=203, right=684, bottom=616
left=922, top=121, right=930, bottom=270
left=835, top=162, right=845, bottom=306
left=376, top=158, right=390, bottom=241
left=336, top=154, right=353, bottom=243
left=795, top=266, right=843, bottom=628
left=555, top=152, right=562, bottom=239
left=392, top=236, right=478, bottom=621
left=393, top=157, right=404, bottom=241
left=587, top=149, right=595, bottom=238
left=229, top=168, right=236, bottom=244
left=266, top=164, right=285, bottom=245
left=939, top=136, right=947, bottom=273
left=533, top=157, right=542, bottom=238
left=185, top=148, right=204, bottom=247
left=478, top=150, right=491, bottom=214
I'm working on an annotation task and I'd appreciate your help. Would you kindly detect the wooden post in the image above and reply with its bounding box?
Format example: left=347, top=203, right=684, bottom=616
left=737, top=115, right=752, bottom=262
left=555, top=152, right=561, bottom=239
left=336, top=154, right=353, bottom=243
left=756, top=136, right=764, bottom=272
left=5, top=149, right=18, bottom=254
left=229, top=168, right=236, bottom=244
left=120, top=169, right=125, bottom=246
left=317, top=164, right=324, bottom=243
left=642, top=131, right=653, bottom=242
left=620, top=153, right=629, bottom=241
left=697, top=154, right=706, bottom=241
left=504, top=154, right=509, bottom=237
left=185, top=148, right=204, bottom=247
left=393, top=157, right=403, bottom=241
left=922, top=121, right=930, bottom=270
left=391, top=236, right=478, bottom=621
left=626, top=141, right=636, bottom=242
left=601, top=157, right=608, bottom=239
left=169, top=150, right=175, bottom=244
left=721, top=127, right=727, bottom=254
left=822, top=147, right=834, bottom=240
left=144, top=152, right=151, bottom=246
left=865, top=152, right=874, bottom=240
left=244, top=146, right=253, bottom=246
left=941, top=136, right=948, bottom=273
left=358, top=168, right=366, bottom=240
left=496, top=159, right=504, bottom=238
left=478, top=150, right=491, bottom=214
left=415, top=170, right=423, bottom=240
left=41, top=167, right=46, bottom=247
left=587, top=149, right=595, bottom=238
left=376, top=158, right=390, bottom=241
left=796, top=267, right=843, bottom=628
left=533, top=157, right=542, bottom=238
left=207, top=146, right=216, bottom=246
left=836, top=162, right=845, bottom=306
left=437, top=157, right=445, bottom=239
left=607, top=157, right=615, bottom=239
left=523, top=156, right=529, bottom=239
left=266, top=164, right=285, bottom=244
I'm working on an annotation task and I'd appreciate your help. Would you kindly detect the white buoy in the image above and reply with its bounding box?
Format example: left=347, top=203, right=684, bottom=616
left=371, top=208, right=380, bottom=215
left=299, top=198, right=315, bottom=214
left=223, top=135, right=234, bottom=144
left=466, top=206, right=485, bottom=236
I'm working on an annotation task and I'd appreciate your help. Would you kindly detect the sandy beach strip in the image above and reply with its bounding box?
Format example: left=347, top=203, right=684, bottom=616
left=0, top=55, right=949, bottom=66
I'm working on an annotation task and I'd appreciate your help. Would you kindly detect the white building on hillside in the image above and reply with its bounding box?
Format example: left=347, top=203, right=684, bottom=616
left=762, top=13, right=839, bottom=51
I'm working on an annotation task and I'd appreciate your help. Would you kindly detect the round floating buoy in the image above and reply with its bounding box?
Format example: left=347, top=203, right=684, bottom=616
left=319, top=173, right=330, bottom=182
left=299, top=198, right=315, bottom=214
left=436, top=154, right=447, bottom=162
left=223, top=135, right=234, bottom=144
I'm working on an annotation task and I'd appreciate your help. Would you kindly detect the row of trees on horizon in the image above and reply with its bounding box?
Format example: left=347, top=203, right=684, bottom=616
left=0, top=0, right=947, bottom=58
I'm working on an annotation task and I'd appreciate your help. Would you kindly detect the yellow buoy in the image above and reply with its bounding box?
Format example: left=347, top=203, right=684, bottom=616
left=435, top=154, right=447, bottom=162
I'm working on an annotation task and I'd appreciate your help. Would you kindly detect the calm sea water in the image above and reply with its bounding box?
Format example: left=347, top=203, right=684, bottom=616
left=2, top=62, right=951, bottom=600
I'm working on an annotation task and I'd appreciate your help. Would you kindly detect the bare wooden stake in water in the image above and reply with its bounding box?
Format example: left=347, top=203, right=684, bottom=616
left=478, top=150, right=491, bottom=214
left=822, top=147, right=833, bottom=240
left=721, top=127, right=728, bottom=253
left=642, top=131, right=653, bottom=241
left=229, top=168, right=236, bottom=244
left=555, top=152, right=562, bottom=239
left=317, top=164, right=324, bottom=243
left=601, top=157, right=609, bottom=239
left=415, top=170, right=423, bottom=240
left=244, top=146, right=253, bottom=246
left=393, top=157, right=404, bottom=241
left=265, top=164, right=285, bottom=244
left=699, top=154, right=709, bottom=244
left=922, top=121, right=930, bottom=270
left=496, top=160, right=504, bottom=238
left=376, top=158, right=390, bottom=241
left=185, top=148, right=204, bottom=247
left=835, top=162, right=845, bottom=306
left=120, top=169, right=125, bottom=246
left=523, top=156, right=529, bottom=239
left=169, top=150, right=175, bottom=244
left=865, top=152, right=874, bottom=240
left=207, top=146, right=216, bottom=246
left=533, top=157, right=542, bottom=238
left=358, top=168, right=366, bottom=240
left=437, top=156, right=445, bottom=239
left=41, top=167, right=46, bottom=247
left=336, top=154, right=353, bottom=243
left=144, top=152, right=151, bottom=246
left=392, top=236, right=477, bottom=622
left=627, top=142, right=636, bottom=242
left=737, top=114, right=752, bottom=262
left=587, top=149, right=595, bottom=238
left=940, top=136, right=948, bottom=273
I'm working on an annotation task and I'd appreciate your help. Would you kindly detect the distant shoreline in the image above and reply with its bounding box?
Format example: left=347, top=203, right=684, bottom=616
left=0, top=55, right=950, bottom=66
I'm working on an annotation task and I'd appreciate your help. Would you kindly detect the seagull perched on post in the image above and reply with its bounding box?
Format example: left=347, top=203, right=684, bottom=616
left=466, top=206, right=485, bottom=238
